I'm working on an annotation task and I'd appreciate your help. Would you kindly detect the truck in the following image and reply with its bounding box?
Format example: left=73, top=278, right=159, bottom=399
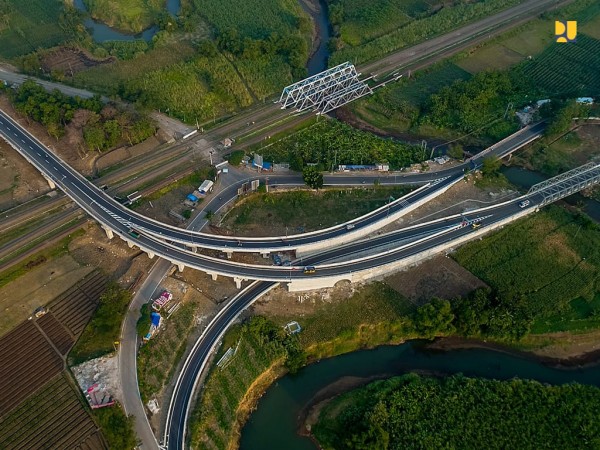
left=152, top=290, right=173, bottom=311
left=198, top=180, right=214, bottom=195
left=128, top=228, right=141, bottom=239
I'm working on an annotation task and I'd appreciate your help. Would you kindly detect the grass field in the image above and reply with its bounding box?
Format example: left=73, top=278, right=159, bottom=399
left=84, top=0, right=164, bottom=33
left=190, top=0, right=306, bottom=38
left=137, top=302, right=199, bottom=403
left=221, top=186, right=412, bottom=235
left=69, top=283, right=132, bottom=364
left=453, top=206, right=600, bottom=333
left=0, top=0, right=69, bottom=59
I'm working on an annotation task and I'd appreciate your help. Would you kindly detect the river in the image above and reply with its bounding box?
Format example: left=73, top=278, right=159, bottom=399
left=501, top=166, right=600, bottom=223
left=72, top=0, right=180, bottom=42
left=240, top=341, right=600, bottom=450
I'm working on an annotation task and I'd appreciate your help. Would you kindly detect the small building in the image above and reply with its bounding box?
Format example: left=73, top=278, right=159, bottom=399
left=536, top=99, right=551, bottom=108
left=221, top=138, right=233, bottom=148
left=375, top=163, right=390, bottom=172
left=576, top=97, right=594, bottom=105
left=198, top=180, right=214, bottom=195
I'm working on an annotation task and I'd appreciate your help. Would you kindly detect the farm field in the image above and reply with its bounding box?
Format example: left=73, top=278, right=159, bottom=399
left=190, top=0, right=307, bottom=37
left=329, top=0, right=521, bottom=65
left=252, top=118, right=422, bottom=170
left=349, top=0, right=600, bottom=139
left=453, top=206, right=600, bottom=334
left=0, top=320, right=63, bottom=416
left=83, top=0, right=164, bottom=33
left=0, top=0, right=69, bottom=59
left=0, top=374, right=107, bottom=450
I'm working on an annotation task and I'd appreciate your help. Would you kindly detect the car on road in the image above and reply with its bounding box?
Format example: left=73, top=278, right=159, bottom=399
left=128, top=228, right=141, bottom=238
left=346, top=223, right=355, bottom=230
left=471, top=221, right=482, bottom=229
left=303, top=266, right=316, bottom=274
left=519, top=200, right=530, bottom=208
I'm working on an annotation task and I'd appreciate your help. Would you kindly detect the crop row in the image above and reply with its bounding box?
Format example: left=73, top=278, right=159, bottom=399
left=0, top=374, right=105, bottom=450
left=0, top=321, right=63, bottom=416
left=37, top=313, right=75, bottom=355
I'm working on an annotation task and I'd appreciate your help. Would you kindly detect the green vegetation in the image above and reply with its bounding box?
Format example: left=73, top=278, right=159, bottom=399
left=142, top=166, right=215, bottom=202
left=226, top=150, right=245, bottom=166
left=0, top=0, right=72, bottom=59
left=328, top=0, right=521, bottom=66
left=302, top=166, right=323, bottom=190
left=137, top=302, right=198, bottom=403
left=314, top=374, right=600, bottom=450
left=136, top=303, right=151, bottom=339
left=0, top=229, right=85, bottom=289
left=93, top=404, right=137, bottom=450
left=8, top=80, right=155, bottom=149
left=70, top=283, right=132, bottom=364
left=523, top=33, right=600, bottom=97
left=352, top=0, right=600, bottom=141
left=222, top=186, right=412, bottom=234
left=256, top=118, right=422, bottom=170
left=84, top=0, right=165, bottom=33
left=454, top=206, right=600, bottom=335
left=189, top=316, right=305, bottom=449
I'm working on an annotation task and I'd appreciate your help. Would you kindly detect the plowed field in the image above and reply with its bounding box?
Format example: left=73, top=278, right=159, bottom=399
left=0, top=374, right=107, bottom=450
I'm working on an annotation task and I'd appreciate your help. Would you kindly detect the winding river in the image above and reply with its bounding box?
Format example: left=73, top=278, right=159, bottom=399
left=72, top=0, right=180, bottom=42
left=240, top=341, right=600, bottom=450
left=73, top=0, right=331, bottom=73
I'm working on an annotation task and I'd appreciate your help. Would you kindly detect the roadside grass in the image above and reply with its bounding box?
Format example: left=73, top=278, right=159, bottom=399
left=83, top=0, right=163, bottom=33
left=0, top=0, right=68, bottom=59
left=137, top=301, right=199, bottom=403
left=69, top=283, right=132, bottom=364
left=190, top=282, right=417, bottom=449
left=221, top=186, right=412, bottom=235
left=453, top=205, right=600, bottom=326
left=0, top=229, right=85, bottom=289
left=296, top=282, right=417, bottom=359
left=189, top=326, right=287, bottom=450
left=529, top=293, right=600, bottom=334
left=142, top=166, right=215, bottom=202
left=581, top=12, right=600, bottom=39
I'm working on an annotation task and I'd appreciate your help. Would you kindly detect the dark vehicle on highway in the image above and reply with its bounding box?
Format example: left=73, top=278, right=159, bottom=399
left=128, top=229, right=141, bottom=238
left=303, top=266, right=316, bottom=274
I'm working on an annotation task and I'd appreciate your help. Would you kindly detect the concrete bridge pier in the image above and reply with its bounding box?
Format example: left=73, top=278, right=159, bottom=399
left=261, top=252, right=269, bottom=258
left=146, top=251, right=155, bottom=259
left=102, top=226, right=114, bottom=240
left=234, top=277, right=245, bottom=289
left=173, top=263, right=185, bottom=272
left=126, top=240, right=134, bottom=248
left=43, top=175, right=56, bottom=190
left=209, top=273, right=218, bottom=281
left=226, top=251, right=233, bottom=259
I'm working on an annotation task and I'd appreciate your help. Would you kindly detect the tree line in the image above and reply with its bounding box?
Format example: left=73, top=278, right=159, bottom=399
left=7, top=80, right=155, bottom=151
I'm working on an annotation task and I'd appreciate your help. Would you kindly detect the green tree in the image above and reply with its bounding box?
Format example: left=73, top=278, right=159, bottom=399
left=303, top=166, right=324, bottom=190
left=481, top=156, right=502, bottom=176
left=447, top=143, right=464, bottom=160
left=415, top=298, right=455, bottom=338
left=228, top=150, right=245, bottom=165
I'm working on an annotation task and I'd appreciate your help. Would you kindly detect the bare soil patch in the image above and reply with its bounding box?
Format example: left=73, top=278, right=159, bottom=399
left=253, top=283, right=357, bottom=320
left=95, top=135, right=164, bottom=172
left=0, top=253, right=92, bottom=337
left=68, top=223, right=147, bottom=278
left=385, top=255, right=488, bottom=306
left=40, top=47, right=115, bottom=75
left=0, top=139, right=51, bottom=211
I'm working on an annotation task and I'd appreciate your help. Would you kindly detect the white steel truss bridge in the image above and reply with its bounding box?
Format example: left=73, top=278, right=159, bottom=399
left=528, top=161, right=600, bottom=205
left=278, top=62, right=374, bottom=114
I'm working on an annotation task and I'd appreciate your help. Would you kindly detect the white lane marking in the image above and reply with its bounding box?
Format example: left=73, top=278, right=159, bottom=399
left=37, top=153, right=41, bottom=157
left=53, top=166, right=58, bottom=170
left=20, top=139, right=25, bottom=143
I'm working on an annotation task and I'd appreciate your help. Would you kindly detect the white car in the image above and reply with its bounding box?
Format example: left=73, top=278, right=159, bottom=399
left=519, top=200, right=530, bottom=208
